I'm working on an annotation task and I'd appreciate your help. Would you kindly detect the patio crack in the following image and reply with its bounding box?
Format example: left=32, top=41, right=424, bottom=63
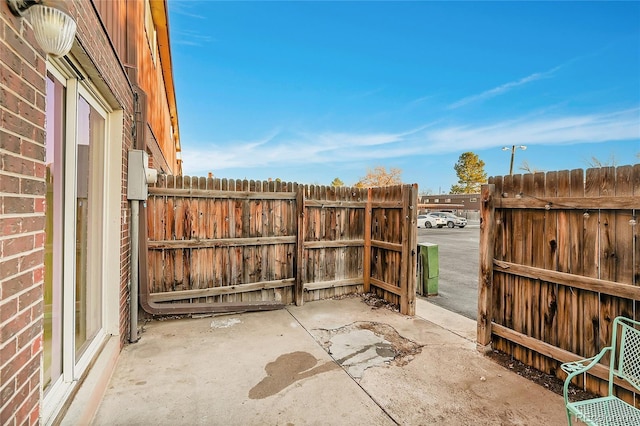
left=285, top=308, right=410, bottom=425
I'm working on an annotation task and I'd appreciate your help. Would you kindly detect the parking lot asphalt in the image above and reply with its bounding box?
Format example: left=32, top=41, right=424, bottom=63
left=417, top=220, right=480, bottom=320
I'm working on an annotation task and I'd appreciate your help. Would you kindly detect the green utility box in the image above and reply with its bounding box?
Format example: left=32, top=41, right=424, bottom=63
left=417, top=243, right=439, bottom=296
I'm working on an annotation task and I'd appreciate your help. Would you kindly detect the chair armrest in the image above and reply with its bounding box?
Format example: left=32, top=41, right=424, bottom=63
left=562, top=346, right=612, bottom=403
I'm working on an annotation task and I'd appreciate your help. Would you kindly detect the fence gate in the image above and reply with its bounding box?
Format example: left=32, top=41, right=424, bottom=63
left=140, top=176, right=417, bottom=316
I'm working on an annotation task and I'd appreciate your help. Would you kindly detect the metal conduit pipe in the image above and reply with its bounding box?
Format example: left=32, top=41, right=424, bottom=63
left=130, top=199, right=140, bottom=343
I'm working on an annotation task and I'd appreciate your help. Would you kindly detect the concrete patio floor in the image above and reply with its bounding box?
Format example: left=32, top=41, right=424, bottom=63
left=69, top=297, right=568, bottom=425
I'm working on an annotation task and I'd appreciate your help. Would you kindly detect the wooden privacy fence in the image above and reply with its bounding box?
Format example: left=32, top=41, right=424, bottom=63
left=143, top=176, right=417, bottom=315
left=477, top=164, right=640, bottom=401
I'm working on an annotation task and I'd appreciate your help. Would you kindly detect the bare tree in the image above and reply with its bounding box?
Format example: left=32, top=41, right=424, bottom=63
left=518, top=160, right=544, bottom=174
left=355, top=166, right=403, bottom=187
left=585, top=154, right=617, bottom=168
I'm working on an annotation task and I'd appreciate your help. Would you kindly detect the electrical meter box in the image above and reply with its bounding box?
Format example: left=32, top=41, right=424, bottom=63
left=127, top=150, right=158, bottom=200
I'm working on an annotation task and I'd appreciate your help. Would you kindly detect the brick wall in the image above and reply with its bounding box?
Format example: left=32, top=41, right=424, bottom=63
left=0, top=4, right=47, bottom=425
left=1, top=0, right=136, bottom=423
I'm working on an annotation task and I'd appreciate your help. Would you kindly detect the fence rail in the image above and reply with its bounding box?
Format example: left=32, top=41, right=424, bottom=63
left=143, top=176, right=417, bottom=315
left=478, top=164, right=640, bottom=402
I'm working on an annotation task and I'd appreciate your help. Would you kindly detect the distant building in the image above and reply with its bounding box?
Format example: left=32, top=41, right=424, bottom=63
left=418, top=194, right=481, bottom=219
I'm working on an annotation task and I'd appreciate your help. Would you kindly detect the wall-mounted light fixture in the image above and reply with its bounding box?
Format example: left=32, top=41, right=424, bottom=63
left=7, top=0, right=77, bottom=57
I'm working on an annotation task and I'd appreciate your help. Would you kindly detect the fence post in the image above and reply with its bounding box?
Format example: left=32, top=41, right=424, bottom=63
left=477, top=183, right=495, bottom=352
left=363, top=188, right=372, bottom=293
left=400, top=184, right=418, bottom=315
left=295, top=185, right=305, bottom=306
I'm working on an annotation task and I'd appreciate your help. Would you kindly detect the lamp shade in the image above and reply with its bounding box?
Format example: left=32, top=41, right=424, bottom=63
left=27, top=5, right=76, bottom=57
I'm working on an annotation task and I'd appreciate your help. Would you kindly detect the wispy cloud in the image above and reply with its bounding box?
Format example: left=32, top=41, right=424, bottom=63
left=448, top=66, right=562, bottom=110
left=182, top=108, right=640, bottom=176
left=171, top=29, right=215, bottom=47
left=167, top=1, right=207, bottom=20
left=427, top=108, right=640, bottom=151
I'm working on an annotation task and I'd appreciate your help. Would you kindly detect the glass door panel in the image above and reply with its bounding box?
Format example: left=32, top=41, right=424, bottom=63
left=43, top=73, right=65, bottom=392
left=74, top=95, right=104, bottom=359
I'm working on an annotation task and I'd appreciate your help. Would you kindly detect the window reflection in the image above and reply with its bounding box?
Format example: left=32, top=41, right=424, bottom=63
left=43, top=73, right=64, bottom=392
left=75, top=95, right=104, bottom=358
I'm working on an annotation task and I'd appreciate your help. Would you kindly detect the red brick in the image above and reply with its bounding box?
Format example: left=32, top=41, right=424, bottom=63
left=15, top=351, right=40, bottom=388
left=17, top=100, right=45, bottom=132
left=0, top=343, right=30, bottom=385
left=1, top=106, right=38, bottom=140
left=19, top=248, right=43, bottom=271
left=18, top=285, right=41, bottom=311
left=30, top=335, right=41, bottom=356
left=30, top=300, right=42, bottom=320
left=33, top=232, right=44, bottom=249
left=13, top=384, right=38, bottom=426
left=2, top=235, right=34, bottom=257
left=0, top=298, right=18, bottom=324
left=32, top=266, right=43, bottom=284
left=1, top=271, right=33, bottom=301
left=1, top=196, right=33, bottom=214
left=0, top=38, right=21, bottom=76
left=0, top=338, right=17, bottom=365
left=0, top=129, right=21, bottom=154
left=3, top=20, right=37, bottom=65
left=0, top=377, right=15, bottom=408
left=20, top=178, right=45, bottom=196
left=19, top=216, right=44, bottom=233
left=0, top=84, right=20, bottom=114
left=0, top=308, right=30, bottom=342
left=0, top=61, right=35, bottom=108
left=28, top=405, right=39, bottom=426
left=35, top=92, right=45, bottom=111
left=33, top=129, right=45, bottom=148
left=33, top=197, right=44, bottom=213
left=20, top=141, right=44, bottom=162
left=1, top=152, right=35, bottom=176
left=21, top=61, right=45, bottom=94
left=0, top=256, right=20, bottom=280
left=0, top=217, right=22, bottom=235
left=0, top=173, right=20, bottom=193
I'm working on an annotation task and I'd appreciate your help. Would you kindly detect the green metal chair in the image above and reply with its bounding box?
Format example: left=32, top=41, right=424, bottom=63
left=560, top=316, right=640, bottom=426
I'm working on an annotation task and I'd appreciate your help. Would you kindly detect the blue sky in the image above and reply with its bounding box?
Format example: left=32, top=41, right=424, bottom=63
left=168, top=1, right=640, bottom=193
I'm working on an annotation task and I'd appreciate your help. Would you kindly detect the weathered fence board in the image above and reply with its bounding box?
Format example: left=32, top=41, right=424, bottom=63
left=144, top=178, right=417, bottom=315
left=480, top=164, right=640, bottom=401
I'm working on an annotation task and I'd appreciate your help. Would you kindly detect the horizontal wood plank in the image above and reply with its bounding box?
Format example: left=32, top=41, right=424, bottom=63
left=492, top=323, right=637, bottom=394
left=303, top=277, right=363, bottom=291
left=371, top=239, right=403, bottom=252
left=497, top=195, right=638, bottom=210
left=149, top=187, right=296, bottom=200
left=304, top=200, right=366, bottom=208
left=304, top=239, right=364, bottom=249
left=149, top=236, right=296, bottom=249
left=149, top=278, right=296, bottom=302
left=494, top=260, right=640, bottom=300
left=370, top=277, right=402, bottom=295
left=371, top=201, right=403, bottom=208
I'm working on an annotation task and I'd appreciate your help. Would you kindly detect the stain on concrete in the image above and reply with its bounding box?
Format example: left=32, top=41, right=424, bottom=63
left=210, top=318, right=241, bottom=329
left=249, top=351, right=338, bottom=399
left=314, top=321, right=422, bottom=378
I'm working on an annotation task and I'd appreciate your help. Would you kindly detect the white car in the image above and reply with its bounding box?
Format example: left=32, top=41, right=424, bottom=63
left=417, top=214, right=446, bottom=228
left=429, top=212, right=467, bottom=228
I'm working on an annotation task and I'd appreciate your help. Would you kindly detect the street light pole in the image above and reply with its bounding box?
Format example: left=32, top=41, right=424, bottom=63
left=502, top=145, right=527, bottom=175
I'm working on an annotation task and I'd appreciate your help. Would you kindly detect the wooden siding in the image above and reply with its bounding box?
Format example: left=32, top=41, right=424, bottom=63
left=93, top=0, right=179, bottom=174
